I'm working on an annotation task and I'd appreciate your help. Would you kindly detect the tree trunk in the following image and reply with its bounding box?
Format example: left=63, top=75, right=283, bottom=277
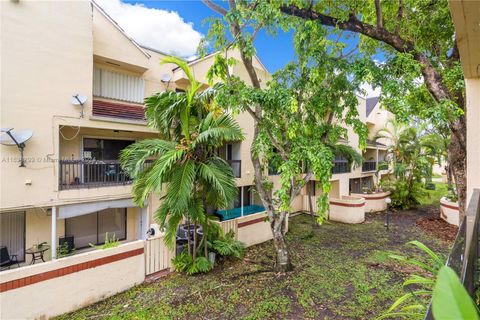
left=204, top=224, right=208, bottom=259
left=193, top=223, right=197, bottom=259
left=271, top=212, right=293, bottom=272
left=448, top=119, right=467, bottom=219
left=307, top=182, right=318, bottom=227
left=187, top=219, right=191, bottom=256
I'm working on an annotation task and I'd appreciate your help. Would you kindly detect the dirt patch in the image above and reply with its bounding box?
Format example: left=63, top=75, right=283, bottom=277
left=416, top=217, right=458, bottom=242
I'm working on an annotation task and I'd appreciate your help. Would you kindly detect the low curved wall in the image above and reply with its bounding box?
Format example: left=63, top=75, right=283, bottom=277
left=329, top=196, right=365, bottom=224
left=0, top=241, right=145, bottom=320
left=351, top=192, right=390, bottom=213
left=440, top=197, right=460, bottom=226
left=214, top=211, right=283, bottom=247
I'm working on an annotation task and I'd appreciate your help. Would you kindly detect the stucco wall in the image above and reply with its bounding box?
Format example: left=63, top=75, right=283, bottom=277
left=329, top=196, right=366, bottom=224
left=440, top=197, right=460, bottom=226
left=0, top=241, right=145, bottom=320
left=0, top=0, right=93, bottom=210
left=351, top=192, right=390, bottom=213
left=466, top=78, right=480, bottom=204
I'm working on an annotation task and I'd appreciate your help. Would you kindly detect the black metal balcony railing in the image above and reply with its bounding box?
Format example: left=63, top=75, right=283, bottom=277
left=59, top=160, right=134, bottom=190
left=332, top=161, right=350, bottom=174
left=227, top=160, right=241, bottom=178
left=424, top=189, right=480, bottom=319
left=362, top=161, right=377, bottom=172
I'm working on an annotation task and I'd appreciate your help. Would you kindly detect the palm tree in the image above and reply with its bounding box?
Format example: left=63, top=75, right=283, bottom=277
left=375, top=119, right=433, bottom=208
left=120, top=57, right=244, bottom=259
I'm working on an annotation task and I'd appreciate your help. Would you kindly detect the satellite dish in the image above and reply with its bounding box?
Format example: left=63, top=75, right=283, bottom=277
left=71, top=94, right=87, bottom=117
left=160, top=74, right=172, bottom=83
left=0, top=128, right=34, bottom=167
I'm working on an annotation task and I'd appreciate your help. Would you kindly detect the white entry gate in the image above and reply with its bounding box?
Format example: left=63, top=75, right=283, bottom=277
left=145, top=235, right=174, bottom=275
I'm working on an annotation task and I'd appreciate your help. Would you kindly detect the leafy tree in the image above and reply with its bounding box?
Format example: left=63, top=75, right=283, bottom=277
left=421, top=127, right=453, bottom=191
left=203, top=1, right=365, bottom=271
left=279, top=0, right=467, bottom=217
left=120, top=57, right=244, bottom=262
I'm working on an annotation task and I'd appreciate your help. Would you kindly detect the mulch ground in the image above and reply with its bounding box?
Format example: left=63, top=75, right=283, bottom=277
left=58, top=205, right=455, bottom=320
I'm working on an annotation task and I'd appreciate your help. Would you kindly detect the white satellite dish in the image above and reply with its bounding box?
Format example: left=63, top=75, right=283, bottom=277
left=0, top=128, right=34, bottom=167
left=71, top=94, right=87, bottom=117
left=71, top=94, right=87, bottom=105
left=160, top=74, right=172, bottom=83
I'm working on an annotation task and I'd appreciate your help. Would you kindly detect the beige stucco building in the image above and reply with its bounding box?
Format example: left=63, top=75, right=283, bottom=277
left=0, top=1, right=392, bottom=318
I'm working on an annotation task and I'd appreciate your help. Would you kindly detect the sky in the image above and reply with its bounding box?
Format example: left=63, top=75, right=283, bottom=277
left=95, top=0, right=380, bottom=97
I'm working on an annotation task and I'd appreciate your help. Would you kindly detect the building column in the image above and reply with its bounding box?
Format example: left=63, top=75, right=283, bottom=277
left=376, top=147, right=380, bottom=183
left=240, top=186, right=244, bottom=217
left=51, top=206, right=57, bottom=260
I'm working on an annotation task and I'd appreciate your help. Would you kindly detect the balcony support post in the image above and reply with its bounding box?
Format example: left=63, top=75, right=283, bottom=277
left=241, top=186, right=244, bottom=217
left=51, top=206, right=57, bottom=260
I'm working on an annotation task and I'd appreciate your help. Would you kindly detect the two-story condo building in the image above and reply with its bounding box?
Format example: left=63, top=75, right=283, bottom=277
left=0, top=1, right=391, bottom=318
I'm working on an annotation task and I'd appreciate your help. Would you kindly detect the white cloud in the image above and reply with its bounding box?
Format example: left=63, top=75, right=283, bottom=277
left=359, top=82, right=381, bottom=98
left=95, top=0, right=203, bottom=57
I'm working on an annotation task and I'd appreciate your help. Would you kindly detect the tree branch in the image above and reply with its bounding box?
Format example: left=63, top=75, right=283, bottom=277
left=374, top=0, right=383, bottom=29
left=202, top=0, right=227, bottom=16
left=395, top=0, right=404, bottom=33
left=280, top=5, right=413, bottom=52
left=280, top=4, right=454, bottom=103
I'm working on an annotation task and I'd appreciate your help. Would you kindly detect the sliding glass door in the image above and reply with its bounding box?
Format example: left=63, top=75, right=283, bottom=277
left=65, top=208, right=127, bottom=249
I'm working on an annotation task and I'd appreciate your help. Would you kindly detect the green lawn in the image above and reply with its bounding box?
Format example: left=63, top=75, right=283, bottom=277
left=58, top=211, right=450, bottom=320
left=418, top=182, right=449, bottom=206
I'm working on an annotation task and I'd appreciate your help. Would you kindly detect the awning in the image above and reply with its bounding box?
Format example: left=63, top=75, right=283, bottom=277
left=58, top=198, right=138, bottom=219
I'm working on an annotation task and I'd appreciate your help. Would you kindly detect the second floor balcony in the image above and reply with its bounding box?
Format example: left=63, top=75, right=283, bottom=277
left=362, top=161, right=377, bottom=172
left=59, top=160, right=133, bottom=190
left=332, top=160, right=350, bottom=174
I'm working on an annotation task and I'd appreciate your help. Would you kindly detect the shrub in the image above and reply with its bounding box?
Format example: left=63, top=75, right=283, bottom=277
left=90, top=232, right=120, bottom=250
left=211, top=230, right=245, bottom=259
left=172, top=251, right=213, bottom=275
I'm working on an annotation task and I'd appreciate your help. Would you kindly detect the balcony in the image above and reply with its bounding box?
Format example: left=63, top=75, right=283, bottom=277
left=227, top=160, right=241, bottom=178
left=362, top=161, right=376, bottom=172
left=332, top=160, right=350, bottom=174
left=59, top=160, right=134, bottom=190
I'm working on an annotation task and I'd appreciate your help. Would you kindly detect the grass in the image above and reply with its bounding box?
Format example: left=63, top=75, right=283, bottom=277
left=418, top=182, right=449, bottom=206
left=57, top=211, right=451, bottom=320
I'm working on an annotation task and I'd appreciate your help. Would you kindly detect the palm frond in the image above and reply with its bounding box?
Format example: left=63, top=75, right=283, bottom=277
left=120, top=139, right=176, bottom=177
left=164, top=159, right=196, bottom=213
left=198, top=158, right=238, bottom=208
left=193, top=114, right=244, bottom=148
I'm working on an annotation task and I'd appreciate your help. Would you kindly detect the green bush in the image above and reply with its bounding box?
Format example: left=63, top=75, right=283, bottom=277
left=381, top=179, right=427, bottom=209
left=211, top=230, right=245, bottom=259
left=172, top=251, right=213, bottom=275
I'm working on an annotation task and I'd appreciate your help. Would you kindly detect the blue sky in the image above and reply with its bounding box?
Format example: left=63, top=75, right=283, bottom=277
left=121, top=0, right=296, bottom=73
left=99, top=0, right=381, bottom=96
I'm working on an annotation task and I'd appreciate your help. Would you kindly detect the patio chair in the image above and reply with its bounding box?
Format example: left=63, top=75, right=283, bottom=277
left=0, top=246, right=20, bottom=270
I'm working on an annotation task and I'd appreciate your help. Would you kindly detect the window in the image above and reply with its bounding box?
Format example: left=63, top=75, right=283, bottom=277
left=93, top=67, right=144, bottom=103
left=0, top=211, right=25, bottom=261
left=65, top=208, right=127, bottom=249
left=349, top=177, right=374, bottom=193
left=83, top=138, right=134, bottom=161
left=233, top=186, right=253, bottom=208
